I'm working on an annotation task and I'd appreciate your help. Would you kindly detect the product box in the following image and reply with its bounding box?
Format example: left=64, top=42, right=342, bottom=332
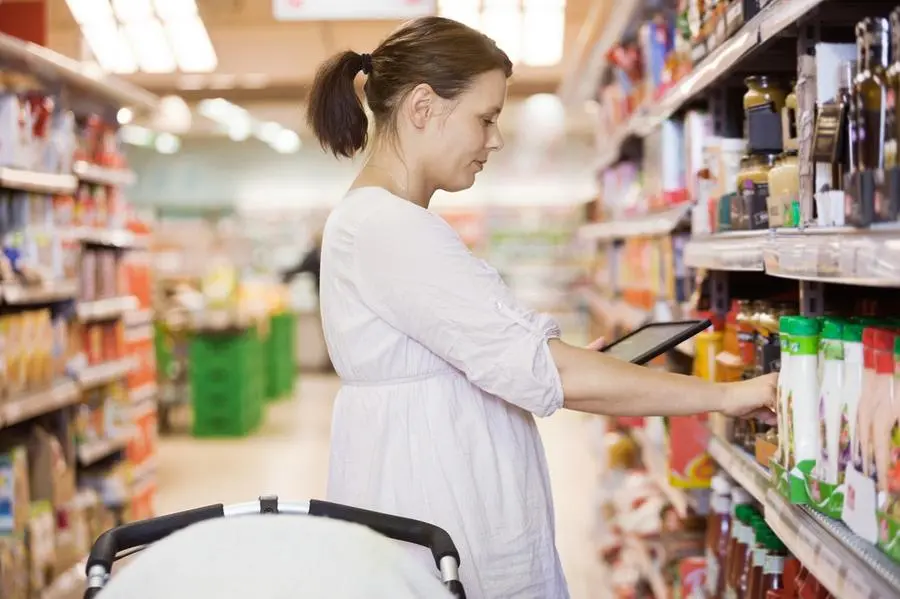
left=54, top=498, right=90, bottom=577
left=27, top=427, right=76, bottom=510
left=26, top=500, right=56, bottom=593
left=678, top=556, right=706, bottom=599
left=0, top=446, right=30, bottom=536
left=668, top=415, right=714, bottom=489
left=0, top=537, right=28, bottom=599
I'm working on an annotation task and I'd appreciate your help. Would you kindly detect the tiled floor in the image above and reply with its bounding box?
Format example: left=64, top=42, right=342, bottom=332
left=156, top=374, right=604, bottom=598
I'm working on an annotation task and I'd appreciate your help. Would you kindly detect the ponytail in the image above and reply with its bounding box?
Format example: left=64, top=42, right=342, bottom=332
left=306, top=51, right=369, bottom=158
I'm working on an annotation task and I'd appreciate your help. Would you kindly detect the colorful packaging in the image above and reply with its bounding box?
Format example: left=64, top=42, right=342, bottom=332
left=790, top=317, right=821, bottom=471
left=838, top=323, right=864, bottom=483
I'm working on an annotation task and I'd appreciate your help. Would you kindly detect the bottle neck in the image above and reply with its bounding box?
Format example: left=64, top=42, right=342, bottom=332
left=866, top=31, right=890, bottom=71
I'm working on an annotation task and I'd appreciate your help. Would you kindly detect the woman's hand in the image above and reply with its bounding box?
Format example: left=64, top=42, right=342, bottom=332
left=721, top=373, right=778, bottom=423
left=585, top=337, right=606, bottom=351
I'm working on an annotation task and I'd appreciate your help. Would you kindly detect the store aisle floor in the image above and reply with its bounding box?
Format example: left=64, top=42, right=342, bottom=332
left=156, top=374, right=602, bottom=598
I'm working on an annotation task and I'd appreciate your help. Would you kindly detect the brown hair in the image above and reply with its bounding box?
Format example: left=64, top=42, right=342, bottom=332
left=307, top=16, right=513, bottom=158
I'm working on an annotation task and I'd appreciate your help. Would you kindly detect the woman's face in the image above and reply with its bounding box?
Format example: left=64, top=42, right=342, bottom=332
left=420, top=69, right=507, bottom=193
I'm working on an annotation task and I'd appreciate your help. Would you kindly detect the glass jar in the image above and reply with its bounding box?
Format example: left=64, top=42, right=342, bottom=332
left=745, top=77, right=787, bottom=153
left=768, top=151, right=799, bottom=228
left=736, top=153, right=777, bottom=230
left=744, top=77, right=788, bottom=113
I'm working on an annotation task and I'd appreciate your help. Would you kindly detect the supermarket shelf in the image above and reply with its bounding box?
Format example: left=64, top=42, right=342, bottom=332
left=68, top=226, right=148, bottom=249
left=765, top=489, right=900, bottom=599
left=0, top=167, right=77, bottom=194
left=707, top=434, right=769, bottom=504
left=124, top=307, right=155, bottom=328
left=130, top=382, right=158, bottom=406
left=0, top=32, right=157, bottom=112
left=595, top=0, right=826, bottom=170
left=40, top=558, right=86, bottom=599
left=581, top=289, right=650, bottom=331
left=77, top=295, right=139, bottom=322
left=684, top=231, right=767, bottom=271
left=1, top=280, right=78, bottom=304
left=76, top=357, right=136, bottom=389
left=72, top=161, right=136, bottom=187
left=77, top=429, right=133, bottom=466
left=0, top=380, right=81, bottom=428
left=578, top=203, right=692, bottom=242
left=686, top=227, right=900, bottom=286
left=632, top=427, right=691, bottom=519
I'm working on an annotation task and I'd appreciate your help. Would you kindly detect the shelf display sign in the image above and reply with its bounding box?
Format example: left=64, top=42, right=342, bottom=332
left=273, top=0, right=436, bottom=21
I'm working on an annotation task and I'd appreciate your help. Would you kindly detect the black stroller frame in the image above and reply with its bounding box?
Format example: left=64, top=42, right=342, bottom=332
left=84, top=495, right=466, bottom=598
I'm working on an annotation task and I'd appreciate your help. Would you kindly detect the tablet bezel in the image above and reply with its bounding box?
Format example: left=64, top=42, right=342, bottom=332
left=598, top=320, right=713, bottom=365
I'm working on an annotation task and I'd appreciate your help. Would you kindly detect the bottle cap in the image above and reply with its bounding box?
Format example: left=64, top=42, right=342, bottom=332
left=821, top=318, right=843, bottom=340
left=843, top=322, right=864, bottom=343
left=863, top=327, right=878, bottom=348
left=779, top=315, right=795, bottom=335
left=873, top=329, right=896, bottom=351
left=894, top=335, right=900, bottom=356
left=792, top=316, right=820, bottom=337
left=731, top=487, right=753, bottom=506
left=711, top=472, right=734, bottom=495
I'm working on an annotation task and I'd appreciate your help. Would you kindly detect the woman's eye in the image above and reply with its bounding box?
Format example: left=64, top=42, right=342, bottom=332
left=483, top=118, right=496, bottom=126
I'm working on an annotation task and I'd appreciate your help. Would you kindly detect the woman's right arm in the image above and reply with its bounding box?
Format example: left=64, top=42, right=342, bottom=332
left=548, top=339, right=776, bottom=419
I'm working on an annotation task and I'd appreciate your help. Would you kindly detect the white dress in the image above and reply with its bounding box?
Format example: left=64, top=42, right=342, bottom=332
left=321, top=187, right=569, bottom=599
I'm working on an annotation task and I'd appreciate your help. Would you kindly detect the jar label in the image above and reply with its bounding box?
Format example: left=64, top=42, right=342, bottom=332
left=764, top=555, right=785, bottom=575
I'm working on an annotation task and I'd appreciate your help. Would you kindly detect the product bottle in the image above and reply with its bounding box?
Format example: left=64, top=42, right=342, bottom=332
left=736, top=300, right=756, bottom=375
left=738, top=520, right=770, bottom=599
left=836, top=61, right=858, bottom=191
left=760, top=537, right=788, bottom=599
left=872, top=329, right=897, bottom=500
left=889, top=336, right=900, bottom=514
left=776, top=316, right=795, bottom=468
left=855, top=18, right=891, bottom=173
left=746, top=532, right=776, bottom=599
left=791, top=317, right=821, bottom=472
left=819, top=318, right=845, bottom=483
left=857, top=328, right=879, bottom=478
left=839, top=323, right=865, bottom=484
left=706, top=473, right=733, bottom=598
left=716, top=487, right=752, bottom=598
left=723, top=504, right=754, bottom=599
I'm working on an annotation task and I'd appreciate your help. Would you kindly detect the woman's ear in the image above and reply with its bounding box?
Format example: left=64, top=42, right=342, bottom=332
left=405, top=83, right=435, bottom=129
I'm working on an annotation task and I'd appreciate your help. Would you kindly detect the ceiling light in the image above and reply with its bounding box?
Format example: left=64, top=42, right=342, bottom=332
left=257, top=121, right=283, bottom=144
left=124, top=19, right=177, bottom=73
left=154, top=132, right=181, bottom=154
left=271, top=129, right=301, bottom=154
left=120, top=125, right=154, bottom=147
left=112, top=0, right=154, bottom=22
left=81, top=21, right=138, bottom=74
left=166, top=15, right=218, bottom=73
left=228, top=120, right=252, bottom=142
left=522, top=4, right=564, bottom=66
left=153, top=0, right=198, bottom=21
left=66, top=0, right=114, bottom=25
left=117, top=107, right=134, bottom=124
left=198, top=98, right=247, bottom=123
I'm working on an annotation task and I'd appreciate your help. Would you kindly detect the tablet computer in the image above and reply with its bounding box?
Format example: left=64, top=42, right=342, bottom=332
left=599, top=320, right=712, bottom=365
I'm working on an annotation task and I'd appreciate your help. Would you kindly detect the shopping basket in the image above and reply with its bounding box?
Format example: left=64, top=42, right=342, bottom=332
left=84, top=495, right=465, bottom=598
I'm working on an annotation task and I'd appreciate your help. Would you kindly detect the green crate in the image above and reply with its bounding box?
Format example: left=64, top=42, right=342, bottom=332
left=190, top=328, right=265, bottom=437
left=266, top=312, right=297, bottom=400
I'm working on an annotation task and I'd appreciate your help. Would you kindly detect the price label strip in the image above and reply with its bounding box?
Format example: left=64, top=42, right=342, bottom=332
left=764, top=488, right=900, bottom=599
left=0, top=381, right=80, bottom=427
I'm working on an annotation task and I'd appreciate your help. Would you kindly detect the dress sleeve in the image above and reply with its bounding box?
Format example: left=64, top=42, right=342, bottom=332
left=354, top=204, right=564, bottom=417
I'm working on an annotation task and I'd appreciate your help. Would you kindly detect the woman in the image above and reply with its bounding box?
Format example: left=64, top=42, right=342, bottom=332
left=308, top=16, right=774, bottom=599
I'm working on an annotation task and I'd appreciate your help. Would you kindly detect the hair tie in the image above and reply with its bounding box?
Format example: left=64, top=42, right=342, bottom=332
left=360, top=53, right=373, bottom=75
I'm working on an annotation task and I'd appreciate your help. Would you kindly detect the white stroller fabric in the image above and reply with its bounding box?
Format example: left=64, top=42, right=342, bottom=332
left=97, top=515, right=454, bottom=598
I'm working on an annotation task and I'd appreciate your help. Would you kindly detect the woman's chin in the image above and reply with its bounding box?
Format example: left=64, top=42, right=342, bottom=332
left=440, top=175, right=477, bottom=194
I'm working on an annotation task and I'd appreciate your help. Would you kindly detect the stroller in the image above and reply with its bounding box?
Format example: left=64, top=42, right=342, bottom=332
left=84, top=495, right=466, bottom=598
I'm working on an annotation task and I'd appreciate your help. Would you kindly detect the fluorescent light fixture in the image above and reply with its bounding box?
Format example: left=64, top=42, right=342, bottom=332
left=117, top=107, right=134, bottom=124
left=120, top=125, right=154, bottom=146
left=153, top=0, right=198, bottom=21
left=197, top=98, right=247, bottom=123
left=124, top=19, right=177, bottom=73
left=271, top=129, right=301, bottom=154
left=257, top=121, right=283, bottom=144
left=228, top=120, right=252, bottom=142
left=522, top=5, right=565, bottom=66
left=81, top=20, right=138, bottom=74
left=166, top=15, right=218, bottom=73
left=154, top=132, right=181, bottom=154
left=112, top=0, right=154, bottom=22
left=66, top=0, right=115, bottom=25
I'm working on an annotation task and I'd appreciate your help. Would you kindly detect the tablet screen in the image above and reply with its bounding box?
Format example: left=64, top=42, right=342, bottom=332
left=602, top=321, right=709, bottom=364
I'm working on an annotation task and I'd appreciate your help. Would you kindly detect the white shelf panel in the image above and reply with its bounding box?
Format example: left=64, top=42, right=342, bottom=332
left=0, top=32, right=157, bottom=112
left=76, top=357, right=136, bottom=389
left=72, top=161, right=136, bottom=187
left=578, top=204, right=692, bottom=242
left=77, top=429, right=134, bottom=466
left=765, top=489, right=900, bottom=599
left=0, top=167, right=77, bottom=194
left=684, top=232, right=767, bottom=271
left=707, top=434, right=769, bottom=504
left=594, top=0, right=826, bottom=171
left=1, top=280, right=78, bottom=304
left=0, top=380, right=80, bottom=427
left=77, top=295, right=139, bottom=323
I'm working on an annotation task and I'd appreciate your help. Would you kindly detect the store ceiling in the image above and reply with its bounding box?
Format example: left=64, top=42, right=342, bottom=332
left=46, top=0, right=596, bottom=103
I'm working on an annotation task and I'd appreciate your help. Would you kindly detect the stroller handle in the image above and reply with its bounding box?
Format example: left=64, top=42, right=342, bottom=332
left=84, top=496, right=465, bottom=599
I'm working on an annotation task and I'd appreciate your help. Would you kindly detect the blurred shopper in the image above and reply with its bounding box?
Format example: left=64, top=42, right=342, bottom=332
left=282, top=230, right=322, bottom=293
left=307, top=16, right=775, bottom=599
